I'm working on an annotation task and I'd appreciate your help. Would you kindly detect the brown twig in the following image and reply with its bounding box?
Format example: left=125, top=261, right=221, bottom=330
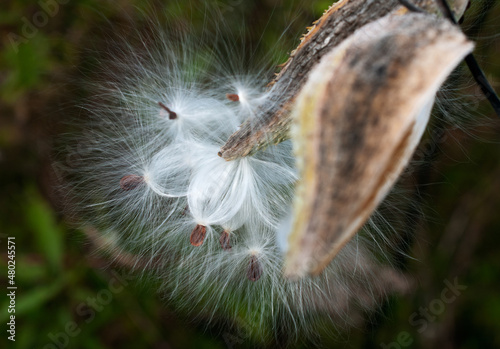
left=218, top=0, right=470, bottom=161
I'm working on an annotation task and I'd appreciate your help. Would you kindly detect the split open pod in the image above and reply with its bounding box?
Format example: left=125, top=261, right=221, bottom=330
left=285, top=13, right=474, bottom=278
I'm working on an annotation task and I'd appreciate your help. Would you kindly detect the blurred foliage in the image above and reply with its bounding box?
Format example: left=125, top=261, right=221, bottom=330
left=0, top=0, right=499, bottom=348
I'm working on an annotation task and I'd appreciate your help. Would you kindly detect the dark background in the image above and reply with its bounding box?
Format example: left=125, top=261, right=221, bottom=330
left=0, top=0, right=499, bottom=348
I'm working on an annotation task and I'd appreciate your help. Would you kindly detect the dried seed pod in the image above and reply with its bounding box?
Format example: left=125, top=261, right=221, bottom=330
left=247, top=254, right=262, bottom=282
left=120, top=175, right=144, bottom=191
left=284, top=13, right=473, bottom=279
left=190, top=224, right=207, bottom=247
left=219, top=230, right=232, bottom=251
left=158, top=101, right=178, bottom=120
left=226, top=93, right=240, bottom=102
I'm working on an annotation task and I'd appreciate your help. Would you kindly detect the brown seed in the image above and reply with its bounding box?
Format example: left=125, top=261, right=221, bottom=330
left=120, top=175, right=144, bottom=191
left=158, top=101, right=178, bottom=120
left=190, top=224, right=207, bottom=247
left=226, top=93, right=240, bottom=102
left=247, top=254, right=262, bottom=282
left=219, top=230, right=232, bottom=251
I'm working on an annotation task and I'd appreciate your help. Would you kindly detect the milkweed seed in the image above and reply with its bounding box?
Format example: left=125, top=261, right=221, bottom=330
left=190, top=224, right=207, bottom=247
left=226, top=93, right=240, bottom=102
left=247, top=254, right=262, bottom=282
left=219, top=230, right=232, bottom=251
left=158, top=101, right=178, bottom=120
left=120, top=175, right=144, bottom=191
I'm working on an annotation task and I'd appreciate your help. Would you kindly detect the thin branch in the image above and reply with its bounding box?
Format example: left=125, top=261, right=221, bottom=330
left=436, top=0, right=500, bottom=116
left=218, top=0, right=470, bottom=161
left=397, top=0, right=426, bottom=13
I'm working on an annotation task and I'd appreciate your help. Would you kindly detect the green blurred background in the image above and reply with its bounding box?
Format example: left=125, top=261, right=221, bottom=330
left=0, top=0, right=499, bottom=348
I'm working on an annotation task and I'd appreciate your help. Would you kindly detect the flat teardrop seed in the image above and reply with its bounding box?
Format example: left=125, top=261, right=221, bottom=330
left=219, top=231, right=232, bottom=251
left=190, top=225, right=207, bottom=247
left=158, top=101, right=178, bottom=120
left=120, top=175, right=144, bottom=191
left=247, top=254, right=262, bottom=282
left=226, top=93, right=240, bottom=102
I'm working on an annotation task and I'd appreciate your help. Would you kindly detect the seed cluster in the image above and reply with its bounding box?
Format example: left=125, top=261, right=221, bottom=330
left=115, top=85, right=296, bottom=282
left=66, top=26, right=407, bottom=338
